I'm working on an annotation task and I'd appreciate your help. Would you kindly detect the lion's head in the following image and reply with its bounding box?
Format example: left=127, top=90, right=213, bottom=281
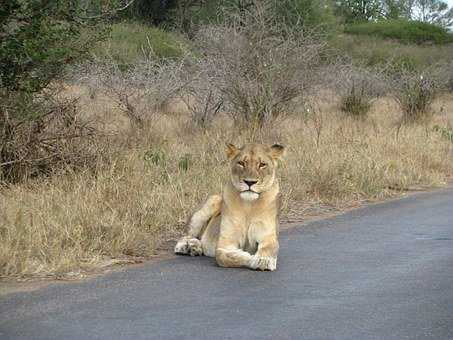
left=225, top=143, right=285, bottom=201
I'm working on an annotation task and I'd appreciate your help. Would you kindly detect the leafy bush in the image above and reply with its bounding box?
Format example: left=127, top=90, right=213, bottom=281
left=124, top=0, right=177, bottom=24
left=0, top=0, right=106, bottom=182
left=273, top=0, right=337, bottom=35
left=1, top=1, right=102, bottom=94
left=335, top=0, right=384, bottom=23
left=344, top=20, right=453, bottom=45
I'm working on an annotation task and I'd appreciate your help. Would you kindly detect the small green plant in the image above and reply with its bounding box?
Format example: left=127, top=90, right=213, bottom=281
left=178, top=154, right=192, bottom=172
left=144, top=148, right=167, bottom=166
left=143, top=148, right=170, bottom=182
left=433, top=125, right=453, bottom=142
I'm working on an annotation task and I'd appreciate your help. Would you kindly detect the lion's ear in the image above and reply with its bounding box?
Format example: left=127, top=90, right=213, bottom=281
left=270, top=144, right=285, bottom=160
left=225, top=143, right=240, bottom=160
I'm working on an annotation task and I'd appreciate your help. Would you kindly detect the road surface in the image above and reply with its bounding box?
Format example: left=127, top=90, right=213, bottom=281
left=1, top=188, right=453, bottom=339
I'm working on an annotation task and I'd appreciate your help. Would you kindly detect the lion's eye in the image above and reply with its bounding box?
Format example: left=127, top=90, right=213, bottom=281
left=259, top=162, right=267, bottom=169
left=237, top=161, right=245, bottom=167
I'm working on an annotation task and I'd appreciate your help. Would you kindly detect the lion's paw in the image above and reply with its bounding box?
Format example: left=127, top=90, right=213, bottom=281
left=187, top=238, right=203, bottom=256
left=174, top=237, right=189, bottom=255
left=249, top=255, right=277, bottom=271
left=174, top=237, right=203, bottom=256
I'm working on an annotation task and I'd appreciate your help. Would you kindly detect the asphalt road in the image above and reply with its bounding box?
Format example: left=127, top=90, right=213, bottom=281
left=1, top=188, right=453, bottom=340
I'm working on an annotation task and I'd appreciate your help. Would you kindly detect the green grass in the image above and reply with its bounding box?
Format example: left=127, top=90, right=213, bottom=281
left=333, top=34, right=453, bottom=70
left=95, top=21, right=453, bottom=73
left=433, top=125, right=453, bottom=142
left=93, top=22, right=188, bottom=64
left=344, top=20, right=453, bottom=45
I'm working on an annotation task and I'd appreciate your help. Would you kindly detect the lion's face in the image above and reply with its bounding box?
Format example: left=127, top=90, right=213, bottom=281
left=226, top=143, right=285, bottom=201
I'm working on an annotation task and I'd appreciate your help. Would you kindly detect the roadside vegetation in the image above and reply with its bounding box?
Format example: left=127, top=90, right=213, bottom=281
left=1, top=0, right=453, bottom=280
left=92, top=22, right=188, bottom=63
left=333, top=34, right=453, bottom=70
left=344, top=19, right=453, bottom=45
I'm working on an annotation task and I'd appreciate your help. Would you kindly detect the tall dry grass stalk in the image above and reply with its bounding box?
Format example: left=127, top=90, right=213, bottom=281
left=1, top=87, right=453, bottom=279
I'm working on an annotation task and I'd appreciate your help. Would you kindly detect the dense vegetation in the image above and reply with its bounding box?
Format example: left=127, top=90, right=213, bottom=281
left=0, top=1, right=109, bottom=182
left=345, top=20, right=453, bottom=45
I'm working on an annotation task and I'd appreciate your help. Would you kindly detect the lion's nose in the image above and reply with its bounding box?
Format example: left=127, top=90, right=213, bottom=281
left=244, top=180, right=258, bottom=188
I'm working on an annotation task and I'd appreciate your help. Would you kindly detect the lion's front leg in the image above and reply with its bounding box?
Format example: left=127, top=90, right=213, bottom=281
left=215, top=247, right=253, bottom=268
left=250, top=237, right=279, bottom=271
left=215, top=228, right=253, bottom=268
left=174, top=195, right=222, bottom=256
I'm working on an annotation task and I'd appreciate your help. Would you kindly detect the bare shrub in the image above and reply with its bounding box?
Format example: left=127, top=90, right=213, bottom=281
left=387, top=64, right=451, bottom=123
left=0, top=94, right=100, bottom=183
left=326, top=63, right=388, bottom=118
left=184, top=89, right=223, bottom=127
left=76, top=57, right=188, bottom=128
left=391, top=72, right=438, bottom=123
left=180, top=58, right=224, bottom=128
left=189, top=1, right=325, bottom=127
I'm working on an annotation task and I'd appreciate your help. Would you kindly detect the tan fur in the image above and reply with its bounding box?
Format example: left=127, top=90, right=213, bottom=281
left=175, top=143, right=284, bottom=271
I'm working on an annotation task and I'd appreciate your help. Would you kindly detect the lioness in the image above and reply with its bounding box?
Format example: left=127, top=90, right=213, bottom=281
left=174, top=143, right=285, bottom=271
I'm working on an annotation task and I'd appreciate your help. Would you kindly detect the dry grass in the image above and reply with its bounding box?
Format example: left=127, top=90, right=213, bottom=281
left=1, top=86, right=453, bottom=279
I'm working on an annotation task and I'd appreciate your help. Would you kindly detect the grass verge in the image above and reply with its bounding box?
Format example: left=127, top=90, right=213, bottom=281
left=1, top=87, right=453, bottom=279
